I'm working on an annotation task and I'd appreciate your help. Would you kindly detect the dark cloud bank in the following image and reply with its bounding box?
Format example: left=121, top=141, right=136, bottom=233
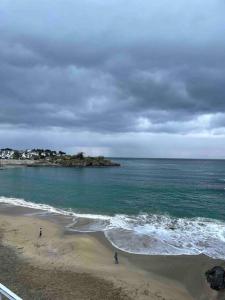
left=0, top=0, right=225, bottom=158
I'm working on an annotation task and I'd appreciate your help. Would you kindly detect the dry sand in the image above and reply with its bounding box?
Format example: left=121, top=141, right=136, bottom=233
left=0, top=208, right=224, bottom=300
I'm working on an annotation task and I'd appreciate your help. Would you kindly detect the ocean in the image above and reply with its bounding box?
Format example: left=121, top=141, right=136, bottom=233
left=0, top=158, right=225, bottom=259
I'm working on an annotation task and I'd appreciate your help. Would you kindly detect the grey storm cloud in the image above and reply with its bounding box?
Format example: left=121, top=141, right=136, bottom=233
left=0, top=0, right=225, bottom=157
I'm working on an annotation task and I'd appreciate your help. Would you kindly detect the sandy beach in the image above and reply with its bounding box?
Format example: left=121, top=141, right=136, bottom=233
left=0, top=205, right=224, bottom=300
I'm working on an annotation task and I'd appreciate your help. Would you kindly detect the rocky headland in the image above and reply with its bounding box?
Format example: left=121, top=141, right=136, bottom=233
left=0, top=149, right=120, bottom=168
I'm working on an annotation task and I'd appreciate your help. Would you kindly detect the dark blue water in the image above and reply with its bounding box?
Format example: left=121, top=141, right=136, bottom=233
left=0, top=158, right=225, bottom=221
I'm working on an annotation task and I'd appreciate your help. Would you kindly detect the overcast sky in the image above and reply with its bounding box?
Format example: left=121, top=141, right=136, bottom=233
left=0, top=0, right=225, bottom=158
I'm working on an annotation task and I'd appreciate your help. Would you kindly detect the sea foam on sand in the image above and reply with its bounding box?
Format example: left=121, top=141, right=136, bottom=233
left=0, top=196, right=225, bottom=260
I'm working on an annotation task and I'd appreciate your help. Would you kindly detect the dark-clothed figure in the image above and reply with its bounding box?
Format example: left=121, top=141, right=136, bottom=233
left=114, top=251, right=118, bottom=264
left=39, top=227, right=42, bottom=238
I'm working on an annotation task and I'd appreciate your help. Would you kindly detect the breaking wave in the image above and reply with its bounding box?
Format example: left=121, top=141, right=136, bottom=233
left=0, top=196, right=225, bottom=260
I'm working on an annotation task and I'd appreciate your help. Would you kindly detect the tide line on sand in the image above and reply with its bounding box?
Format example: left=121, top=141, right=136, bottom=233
left=1, top=196, right=225, bottom=260
left=1, top=210, right=222, bottom=300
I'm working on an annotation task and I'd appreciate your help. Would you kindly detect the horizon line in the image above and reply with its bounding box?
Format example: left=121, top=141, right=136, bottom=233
left=108, top=157, right=225, bottom=160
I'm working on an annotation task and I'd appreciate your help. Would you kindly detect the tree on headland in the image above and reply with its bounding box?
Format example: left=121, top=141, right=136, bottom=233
left=13, top=150, right=20, bottom=159
left=59, top=151, right=66, bottom=156
left=75, top=152, right=84, bottom=159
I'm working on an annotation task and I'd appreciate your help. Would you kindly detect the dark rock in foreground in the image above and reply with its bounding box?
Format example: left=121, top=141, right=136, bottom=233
left=205, top=266, right=225, bottom=290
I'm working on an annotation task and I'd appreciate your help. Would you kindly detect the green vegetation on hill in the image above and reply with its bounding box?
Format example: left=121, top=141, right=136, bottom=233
left=0, top=149, right=120, bottom=167
left=52, top=152, right=120, bottom=167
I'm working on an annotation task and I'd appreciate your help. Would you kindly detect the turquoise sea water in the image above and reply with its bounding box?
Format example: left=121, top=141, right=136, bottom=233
left=0, top=158, right=225, bottom=258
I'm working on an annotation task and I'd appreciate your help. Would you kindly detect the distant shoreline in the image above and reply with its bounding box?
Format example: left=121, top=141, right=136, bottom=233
left=0, top=159, right=57, bottom=167
left=0, top=158, right=120, bottom=168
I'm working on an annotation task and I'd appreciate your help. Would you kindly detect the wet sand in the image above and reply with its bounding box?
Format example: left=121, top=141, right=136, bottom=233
left=0, top=205, right=224, bottom=300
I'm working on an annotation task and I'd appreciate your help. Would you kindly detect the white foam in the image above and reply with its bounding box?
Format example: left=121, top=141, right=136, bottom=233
left=0, top=196, right=225, bottom=259
left=0, top=196, right=111, bottom=221
left=105, top=214, right=225, bottom=259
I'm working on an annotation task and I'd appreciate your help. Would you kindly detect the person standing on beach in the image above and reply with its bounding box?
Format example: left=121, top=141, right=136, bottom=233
left=114, top=251, right=119, bottom=264
left=39, top=227, right=42, bottom=238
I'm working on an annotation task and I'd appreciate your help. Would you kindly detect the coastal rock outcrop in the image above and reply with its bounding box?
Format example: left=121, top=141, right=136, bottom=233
left=205, top=266, right=225, bottom=290
left=0, top=149, right=120, bottom=168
